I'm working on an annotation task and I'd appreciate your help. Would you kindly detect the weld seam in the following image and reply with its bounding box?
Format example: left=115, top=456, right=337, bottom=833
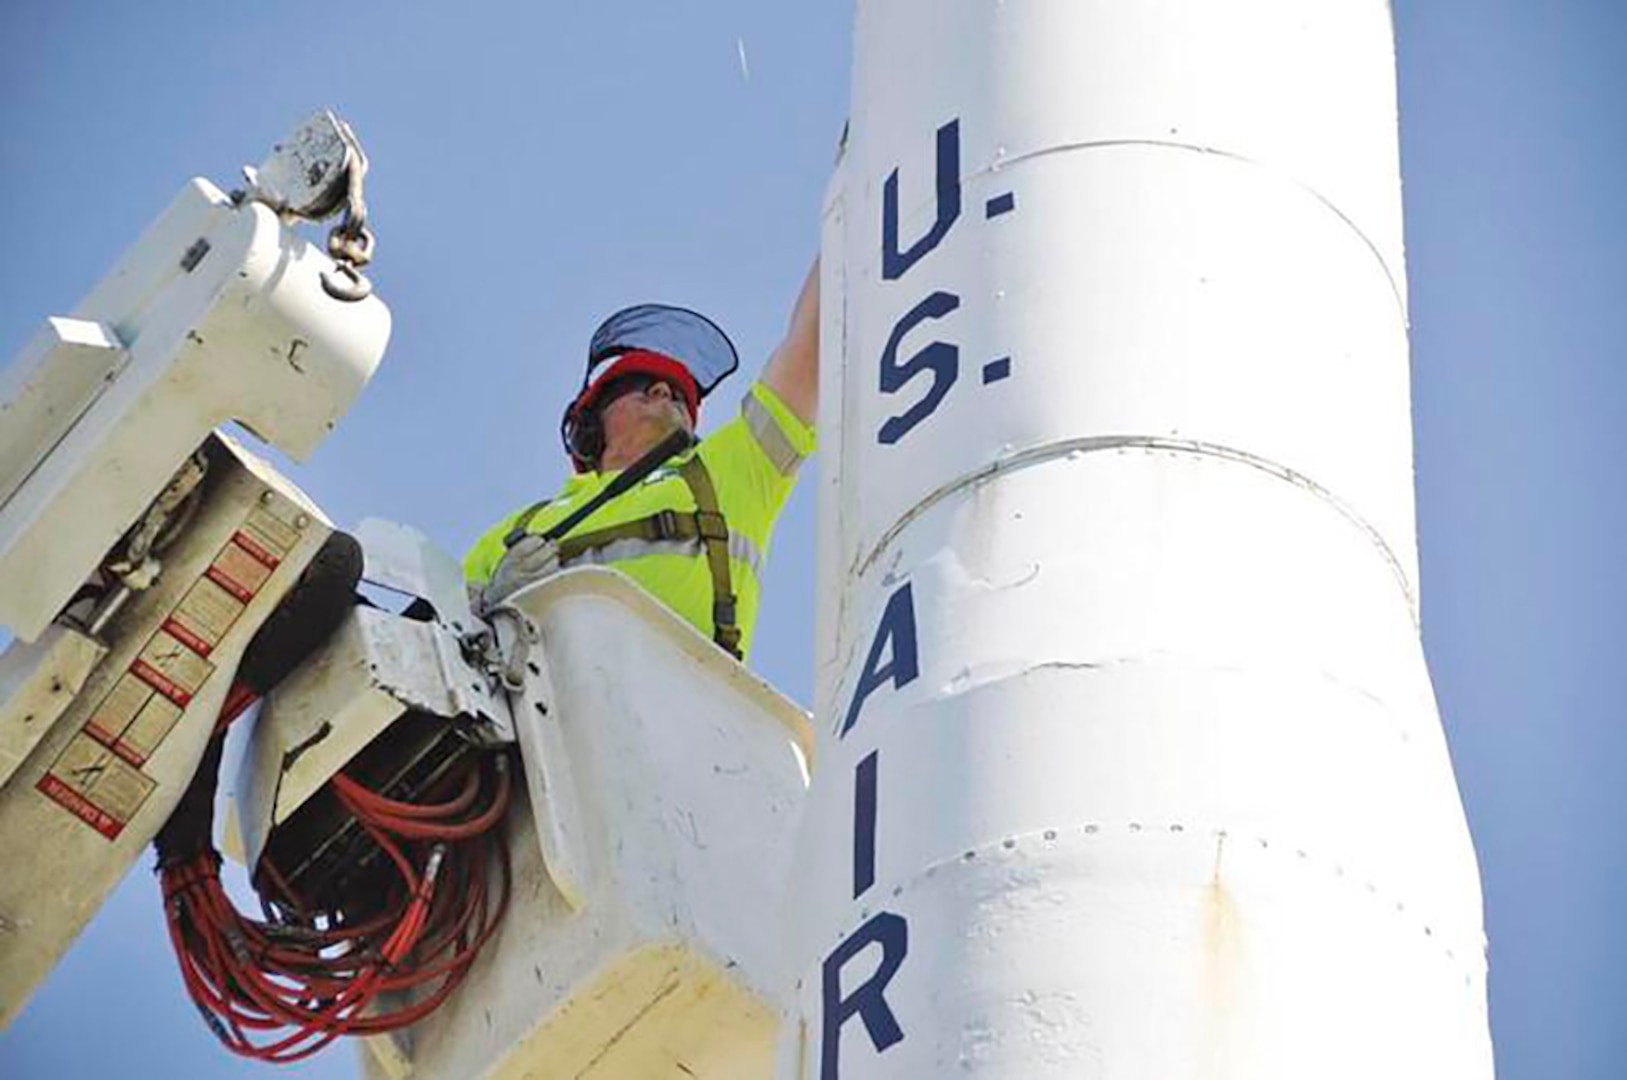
left=968, top=137, right=1408, bottom=319
left=852, top=435, right=1419, bottom=625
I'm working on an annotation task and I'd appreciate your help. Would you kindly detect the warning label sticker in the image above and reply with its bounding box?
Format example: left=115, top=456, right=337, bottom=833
left=84, top=671, right=154, bottom=746
left=37, top=732, right=158, bottom=840
left=115, top=693, right=184, bottom=765
left=82, top=667, right=187, bottom=766
left=164, top=577, right=246, bottom=656
left=41, top=493, right=309, bottom=840
left=132, top=629, right=215, bottom=707
left=242, top=505, right=300, bottom=561
left=207, top=542, right=274, bottom=602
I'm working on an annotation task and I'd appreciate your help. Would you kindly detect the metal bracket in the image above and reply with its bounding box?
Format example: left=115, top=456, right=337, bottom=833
left=242, top=110, right=357, bottom=222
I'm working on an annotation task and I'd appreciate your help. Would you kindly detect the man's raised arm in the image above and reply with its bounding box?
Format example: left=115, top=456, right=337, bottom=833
left=760, top=259, right=820, bottom=426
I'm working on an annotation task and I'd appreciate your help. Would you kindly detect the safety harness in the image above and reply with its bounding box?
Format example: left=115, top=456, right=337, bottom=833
left=501, top=454, right=743, bottom=659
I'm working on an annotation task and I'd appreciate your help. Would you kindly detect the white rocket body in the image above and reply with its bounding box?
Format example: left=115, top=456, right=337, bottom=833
left=787, top=3, right=1493, bottom=1077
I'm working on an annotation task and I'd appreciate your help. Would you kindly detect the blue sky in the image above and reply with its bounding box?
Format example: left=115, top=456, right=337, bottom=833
left=1, top=2, right=1621, bottom=1078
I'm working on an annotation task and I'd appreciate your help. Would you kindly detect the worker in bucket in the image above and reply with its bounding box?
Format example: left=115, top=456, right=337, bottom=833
left=464, top=263, right=818, bottom=661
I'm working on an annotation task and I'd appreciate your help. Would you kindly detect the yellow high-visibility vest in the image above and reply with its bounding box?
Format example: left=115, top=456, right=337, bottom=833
left=463, top=382, right=815, bottom=659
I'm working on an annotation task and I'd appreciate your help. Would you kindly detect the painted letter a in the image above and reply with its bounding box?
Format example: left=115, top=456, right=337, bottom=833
left=841, top=583, right=920, bottom=737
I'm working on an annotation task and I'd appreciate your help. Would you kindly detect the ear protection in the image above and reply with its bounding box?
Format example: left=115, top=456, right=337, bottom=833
left=562, top=400, right=607, bottom=471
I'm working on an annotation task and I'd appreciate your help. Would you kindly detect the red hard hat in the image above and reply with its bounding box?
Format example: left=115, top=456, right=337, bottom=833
left=570, top=350, right=701, bottom=426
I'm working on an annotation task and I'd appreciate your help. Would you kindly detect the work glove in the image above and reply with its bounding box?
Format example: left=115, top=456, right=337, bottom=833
left=479, top=533, right=561, bottom=614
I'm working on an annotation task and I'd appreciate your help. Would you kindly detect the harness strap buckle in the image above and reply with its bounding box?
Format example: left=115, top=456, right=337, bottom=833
left=651, top=509, right=683, bottom=540
left=694, top=510, right=729, bottom=543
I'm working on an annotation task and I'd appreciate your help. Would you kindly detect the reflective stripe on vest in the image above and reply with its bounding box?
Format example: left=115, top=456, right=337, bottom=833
left=742, top=391, right=805, bottom=477
left=554, top=531, right=765, bottom=579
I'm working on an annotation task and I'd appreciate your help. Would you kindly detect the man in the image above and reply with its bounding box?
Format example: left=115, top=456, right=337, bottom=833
left=463, top=262, right=818, bottom=661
